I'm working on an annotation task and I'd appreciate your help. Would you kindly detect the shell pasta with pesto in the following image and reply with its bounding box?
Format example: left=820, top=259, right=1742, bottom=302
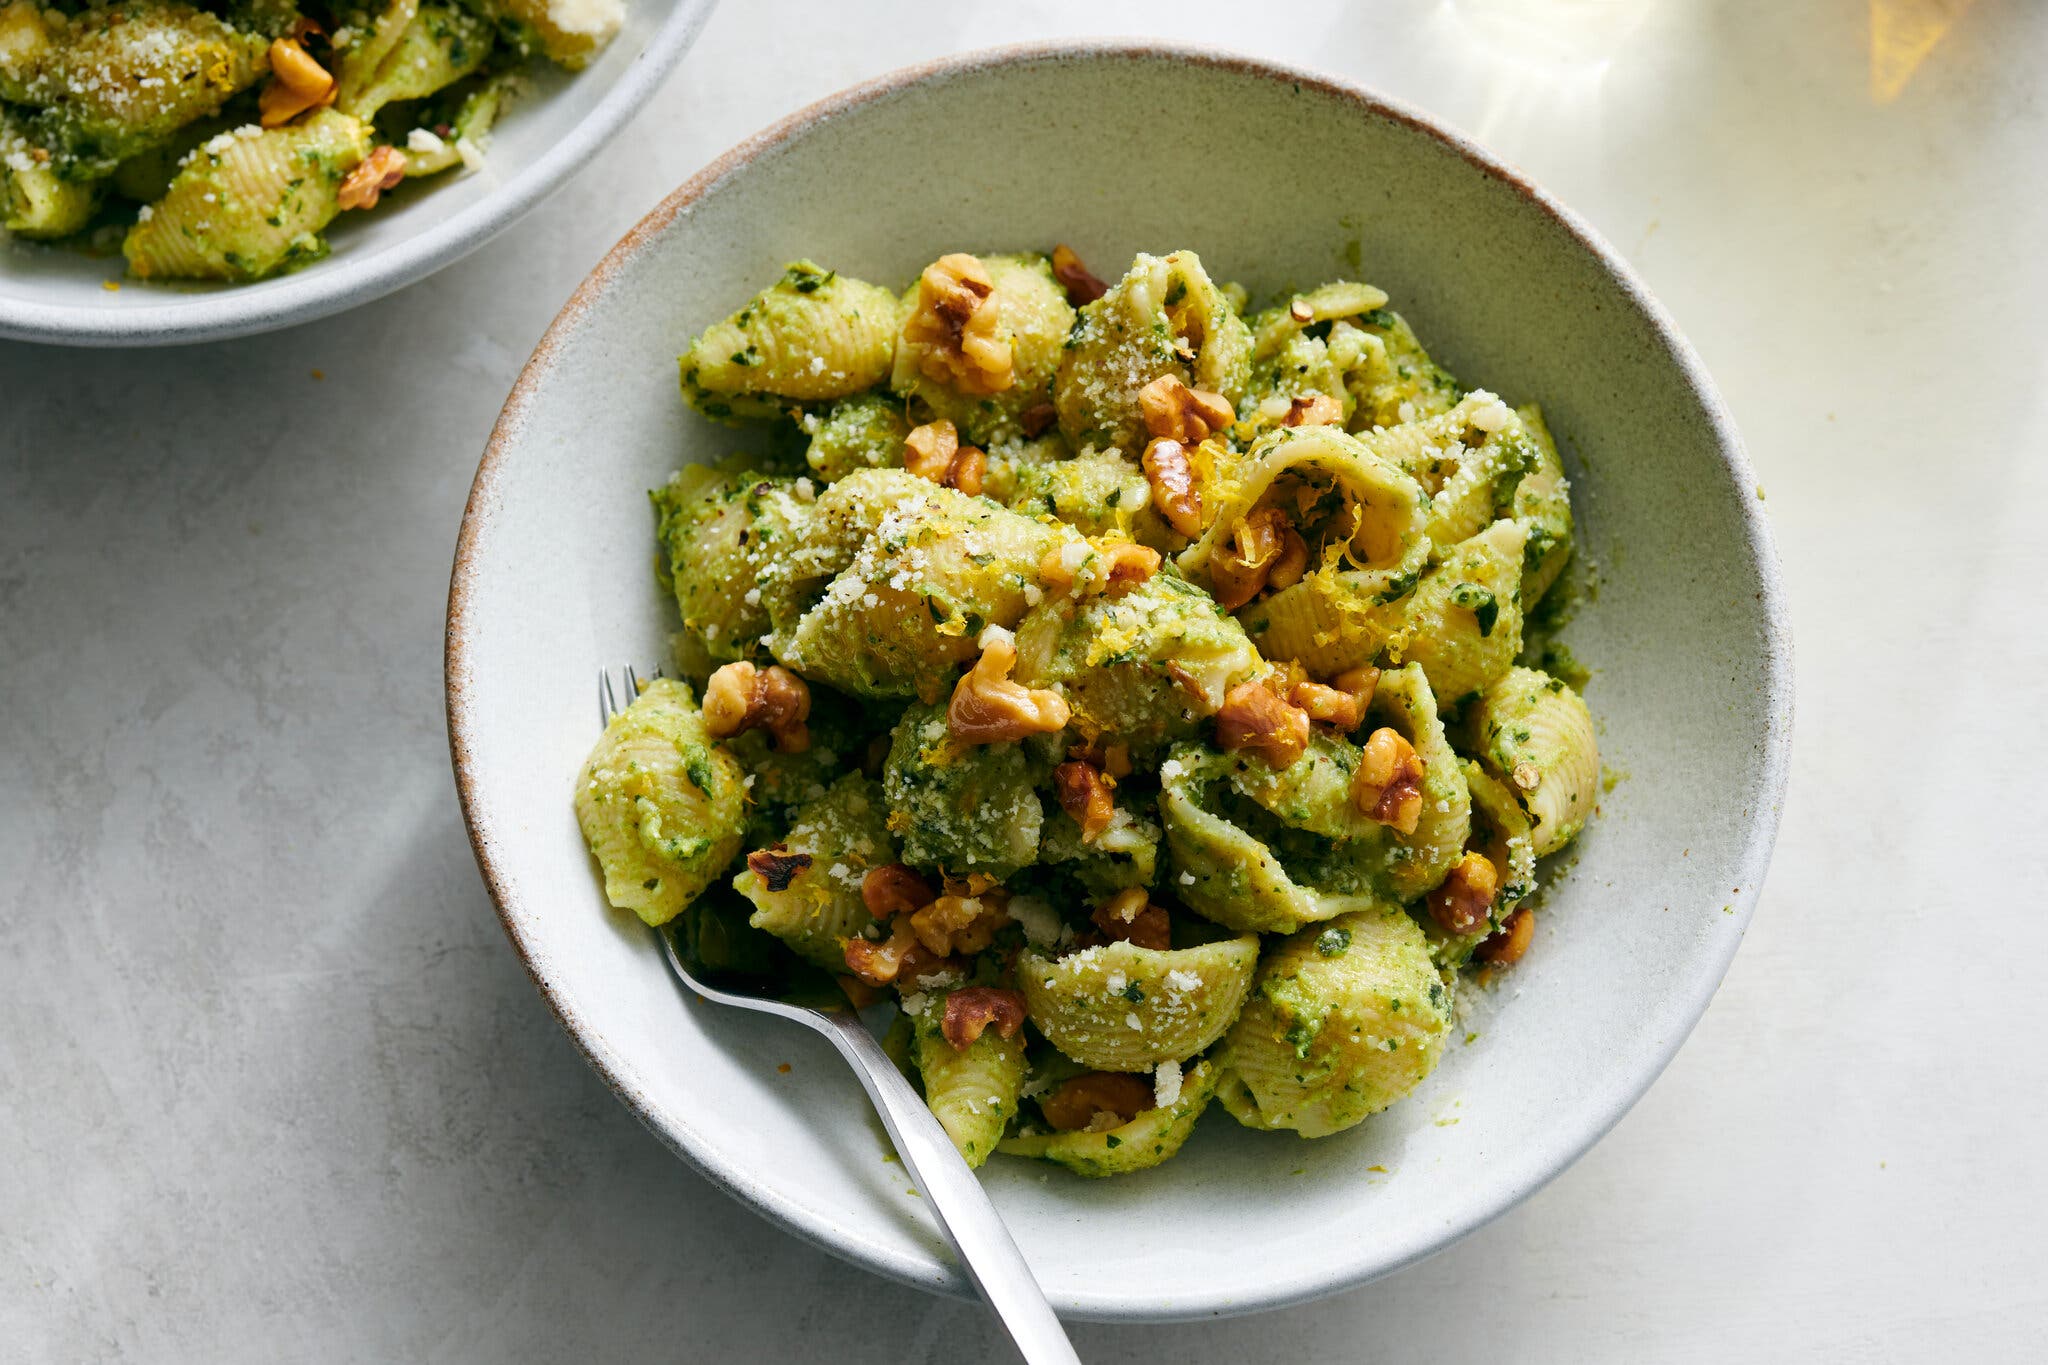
left=574, top=245, right=1600, bottom=1176
left=0, top=0, right=624, bottom=281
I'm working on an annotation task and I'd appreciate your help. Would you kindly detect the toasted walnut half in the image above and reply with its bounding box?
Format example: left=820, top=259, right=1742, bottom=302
left=1477, top=907, right=1534, bottom=966
left=1040, top=1072, right=1156, bottom=1132
left=843, top=920, right=949, bottom=987
left=948, top=630, right=1070, bottom=744
left=703, top=661, right=811, bottom=752
left=338, top=145, right=406, bottom=211
left=1089, top=888, right=1171, bottom=951
left=1353, top=725, right=1425, bottom=834
left=1053, top=759, right=1116, bottom=841
left=862, top=863, right=936, bottom=920
left=904, top=252, right=1013, bottom=395
left=1051, top=243, right=1108, bottom=306
left=940, top=987, right=1028, bottom=1051
left=1138, top=374, right=1234, bottom=444
left=1142, top=437, right=1203, bottom=539
left=1290, top=665, right=1381, bottom=732
left=1428, top=851, right=1500, bottom=936
left=903, top=419, right=987, bottom=496
left=1216, top=679, right=1311, bottom=769
left=259, top=37, right=336, bottom=127
left=1036, top=537, right=1160, bottom=598
left=1208, top=507, right=1309, bottom=611
left=910, top=888, right=1011, bottom=957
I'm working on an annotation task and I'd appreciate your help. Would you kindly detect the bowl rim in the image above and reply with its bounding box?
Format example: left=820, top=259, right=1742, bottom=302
left=445, top=38, right=1794, bottom=1322
left=0, top=0, right=719, bottom=349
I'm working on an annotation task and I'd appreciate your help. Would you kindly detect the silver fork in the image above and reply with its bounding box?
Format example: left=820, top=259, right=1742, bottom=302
left=601, top=668, right=1079, bottom=1365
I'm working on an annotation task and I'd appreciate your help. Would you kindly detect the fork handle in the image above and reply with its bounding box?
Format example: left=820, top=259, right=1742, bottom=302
left=818, top=1011, right=1081, bottom=1365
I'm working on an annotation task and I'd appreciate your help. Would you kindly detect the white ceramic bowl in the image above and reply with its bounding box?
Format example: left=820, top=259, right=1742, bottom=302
left=447, top=44, right=1792, bottom=1322
left=0, top=0, right=716, bottom=347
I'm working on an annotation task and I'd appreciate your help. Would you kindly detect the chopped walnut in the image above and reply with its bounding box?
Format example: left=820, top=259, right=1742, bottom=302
left=842, top=921, right=922, bottom=986
left=745, top=845, right=812, bottom=893
left=1138, top=374, right=1235, bottom=444
left=1036, top=538, right=1159, bottom=598
left=1512, top=760, right=1543, bottom=792
left=902, top=419, right=986, bottom=495
left=1216, top=679, right=1311, bottom=769
left=1428, top=851, right=1501, bottom=936
left=1288, top=297, right=1314, bottom=323
left=1020, top=401, right=1059, bottom=438
left=1039, top=1072, right=1156, bottom=1132
left=1050, top=243, right=1108, bottom=306
left=259, top=37, right=336, bottom=128
left=1353, top=725, right=1425, bottom=834
left=862, top=864, right=937, bottom=920
left=337, top=146, right=406, bottom=211
left=1289, top=664, right=1380, bottom=732
left=909, top=889, right=1010, bottom=957
left=1089, top=888, right=1171, bottom=951
left=1209, top=507, right=1309, bottom=610
left=939, top=987, right=1028, bottom=1050
left=904, top=252, right=1012, bottom=395
left=1068, top=740, right=1133, bottom=779
left=1053, top=760, right=1116, bottom=841
left=1477, top=907, right=1534, bottom=966
left=947, top=634, right=1070, bottom=744
left=702, top=661, right=811, bottom=752
left=1282, top=393, right=1346, bottom=427
left=1142, top=438, right=1203, bottom=539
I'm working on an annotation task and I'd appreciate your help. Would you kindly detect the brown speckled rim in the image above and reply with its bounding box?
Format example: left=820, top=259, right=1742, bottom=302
left=447, top=40, right=1794, bottom=1323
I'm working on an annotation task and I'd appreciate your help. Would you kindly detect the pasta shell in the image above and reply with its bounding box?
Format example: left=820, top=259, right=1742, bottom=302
left=682, top=261, right=906, bottom=414
left=912, top=995, right=1029, bottom=1169
left=1021, top=937, right=1260, bottom=1072
left=732, top=773, right=893, bottom=970
left=999, top=1059, right=1219, bottom=1177
left=1215, top=906, right=1452, bottom=1137
left=1461, top=666, right=1598, bottom=857
left=573, top=678, right=748, bottom=926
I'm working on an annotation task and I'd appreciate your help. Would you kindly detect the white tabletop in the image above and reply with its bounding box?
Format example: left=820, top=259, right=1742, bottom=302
left=5, top=1, right=2044, bottom=1359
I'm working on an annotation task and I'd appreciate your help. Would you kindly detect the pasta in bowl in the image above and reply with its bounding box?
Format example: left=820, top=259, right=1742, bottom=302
left=447, top=45, right=1789, bottom=1320
left=576, top=243, right=1602, bottom=1178
left=0, top=0, right=713, bottom=343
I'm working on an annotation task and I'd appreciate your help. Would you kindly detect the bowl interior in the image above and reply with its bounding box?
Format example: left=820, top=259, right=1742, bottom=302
left=449, top=46, right=1789, bottom=1322
left=0, top=0, right=714, bottom=346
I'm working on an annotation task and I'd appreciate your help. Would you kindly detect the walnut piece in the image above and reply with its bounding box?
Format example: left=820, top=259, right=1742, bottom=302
left=909, top=889, right=1010, bottom=957
left=1089, top=888, right=1170, bottom=951
left=1289, top=665, right=1380, bottom=732
left=1282, top=392, right=1346, bottom=427
left=1036, top=537, right=1160, bottom=598
left=745, top=845, right=812, bottom=894
left=337, top=146, right=406, bottom=211
left=903, top=419, right=986, bottom=495
left=1353, top=725, right=1425, bottom=834
left=259, top=37, right=336, bottom=128
left=1050, top=243, right=1108, bottom=306
left=861, top=864, right=936, bottom=920
left=939, top=987, right=1028, bottom=1051
left=1216, top=679, right=1311, bottom=769
left=947, top=633, right=1070, bottom=744
left=1039, top=1072, right=1156, bottom=1132
left=843, top=920, right=948, bottom=987
left=1141, top=437, right=1203, bottom=539
left=1209, top=507, right=1309, bottom=610
left=1138, top=374, right=1235, bottom=444
left=1020, top=402, right=1059, bottom=438
left=1477, top=907, right=1534, bottom=966
left=702, top=661, right=811, bottom=752
left=1052, top=759, right=1116, bottom=841
left=1427, top=851, right=1501, bottom=936
left=904, top=252, right=1012, bottom=395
